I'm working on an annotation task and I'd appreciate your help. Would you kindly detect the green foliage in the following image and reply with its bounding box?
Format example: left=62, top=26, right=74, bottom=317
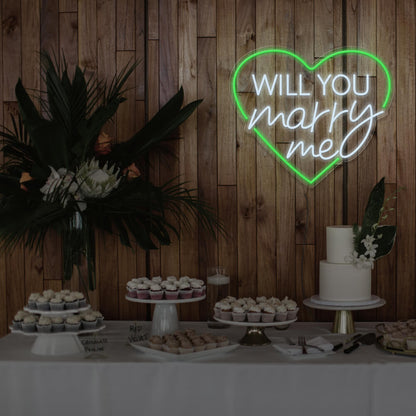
left=0, top=51, right=221, bottom=290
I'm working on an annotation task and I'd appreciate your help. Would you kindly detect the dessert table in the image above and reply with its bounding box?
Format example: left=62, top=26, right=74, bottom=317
left=0, top=321, right=415, bottom=416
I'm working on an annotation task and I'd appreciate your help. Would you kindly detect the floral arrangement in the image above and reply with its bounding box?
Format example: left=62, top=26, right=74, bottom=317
left=347, top=177, right=397, bottom=268
left=0, top=52, right=219, bottom=290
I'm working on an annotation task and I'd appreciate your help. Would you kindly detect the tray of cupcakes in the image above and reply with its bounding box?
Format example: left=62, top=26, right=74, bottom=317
left=130, top=328, right=238, bottom=360
left=213, top=296, right=298, bottom=326
left=10, top=309, right=105, bottom=335
left=125, top=275, right=206, bottom=302
left=376, top=319, right=416, bottom=357
left=24, top=289, right=90, bottom=315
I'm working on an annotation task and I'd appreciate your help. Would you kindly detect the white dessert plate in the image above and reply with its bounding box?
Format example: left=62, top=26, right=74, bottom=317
left=23, top=305, right=91, bottom=316
left=130, top=341, right=239, bottom=360
left=310, top=295, right=381, bottom=307
left=10, top=324, right=105, bottom=336
left=214, top=316, right=297, bottom=327
left=125, top=295, right=205, bottom=304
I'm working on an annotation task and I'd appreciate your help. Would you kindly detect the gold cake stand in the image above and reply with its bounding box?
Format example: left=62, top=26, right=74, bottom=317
left=214, top=317, right=297, bottom=346
left=303, top=296, right=385, bottom=334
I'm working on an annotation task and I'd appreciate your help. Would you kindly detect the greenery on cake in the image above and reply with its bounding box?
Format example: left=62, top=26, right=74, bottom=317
left=350, top=177, right=397, bottom=268
left=0, top=51, right=220, bottom=290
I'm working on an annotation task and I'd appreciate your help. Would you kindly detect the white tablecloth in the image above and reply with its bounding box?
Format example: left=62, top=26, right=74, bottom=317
left=0, top=321, right=415, bottom=416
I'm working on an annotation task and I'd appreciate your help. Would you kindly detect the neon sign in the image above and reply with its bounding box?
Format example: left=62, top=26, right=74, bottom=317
left=231, top=49, right=392, bottom=185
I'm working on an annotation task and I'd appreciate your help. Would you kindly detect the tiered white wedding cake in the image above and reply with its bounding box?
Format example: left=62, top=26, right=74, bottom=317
left=319, top=226, right=371, bottom=302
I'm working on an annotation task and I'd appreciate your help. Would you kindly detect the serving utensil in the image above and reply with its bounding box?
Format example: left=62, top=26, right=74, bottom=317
left=344, top=333, right=376, bottom=354
left=333, top=333, right=362, bottom=351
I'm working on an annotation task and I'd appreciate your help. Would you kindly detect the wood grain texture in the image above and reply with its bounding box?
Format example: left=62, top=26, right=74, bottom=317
left=197, top=0, right=216, bottom=37
left=136, top=0, right=145, bottom=100
left=59, top=12, right=78, bottom=78
left=117, top=0, right=135, bottom=50
left=59, top=0, right=77, bottom=12
left=78, top=0, right=97, bottom=74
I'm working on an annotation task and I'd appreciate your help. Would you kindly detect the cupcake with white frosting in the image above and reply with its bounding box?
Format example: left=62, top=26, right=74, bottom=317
left=261, top=304, right=276, bottom=323
left=166, top=275, right=177, bottom=283
left=190, top=280, right=204, bottom=298
left=36, top=296, right=50, bottom=311
left=65, top=315, right=81, bottom=331
left=179, top=282, right=193, bottom=299
left=36, top=316, right=52, bottom=333
left=64, top=295, right=79, bottom=310
left=247, top=304, right=261, bottom=323
left=21, top=315, right=37, bottom=332
left=12, top=311, right=28, bottom=330
left=219, top=303, right=232, bottom=321
left=165, top=284, right=179, bottom=300
left=51, top=316, right=64, bottom=332
left=232, top=305, right=246, bottom=322
left=283, top=298, right=298, bottom=320
left=127, top=281, right=138, bottom=298
left=151, top=276, right=163, bottom=284
left=28, top=293, right=40, bottom=309
left=91, top=310, right=104, bottom=325
left=136, top=283, right=150, bottom=299
left=81, top=313, right=97, bottom=330
left=73, top=292, right=87, bottom=308
left=49, top=296, right=65, bottom=311
left=149, top=283, right=164, bottom=300
left=275, top=304, right=288, bottom=321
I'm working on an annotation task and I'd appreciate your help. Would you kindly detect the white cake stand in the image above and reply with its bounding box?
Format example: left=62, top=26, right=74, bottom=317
left=125, top=295, right=206, bottom=336
left=303, top=296, right=386, bottom=334
left=214, top=317, right=297, bottom=346
left=10, top=325, right=105, bottom=356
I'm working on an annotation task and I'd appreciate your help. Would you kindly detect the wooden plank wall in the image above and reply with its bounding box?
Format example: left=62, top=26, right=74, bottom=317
left=0, top=0, right=415, bottom=336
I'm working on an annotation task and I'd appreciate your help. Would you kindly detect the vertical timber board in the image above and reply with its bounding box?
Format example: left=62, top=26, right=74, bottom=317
left=376, top=0, right=396, bottom=182
left=314, top=0, right=335, bottom=322
left=294, top=0, right=315, bottom=245
left=178, top=0, right=199, bottom=321
left=357, top=0, right=376, bottom=76
left=396, top=0, right=415, bottom=320
left=147, top=39, right=161, bottom=276
left=346, top=0, right=358, bottom=225
left=237, top=93, right=257, bottom=297
left=218, top=186, right=238, bottom=297
left=296, top=245, right=315, bottom=321
left=59, top=12, right=78, bottom=79
left=159, top=0, right=180, bottom=279
left=197, top=37, right=218, bottom=319
left=275, top=1, right=296, bottom=301
left=147, top=0, right=158, bottom=40
left=2, top=0, right=21, bottom=101
left=3, top=103, right=25, bottom=330
left=117, top=0, right=135, bottom=51
left=136, top=0, right=145, bottom=100
left=59, top=0, right=77, bottom=12
left=78, top=0, right=97, bottom=76
left=197, top=0, right=216, bottom=37
left=217, top=0, right=236, bottom=186
left=256, top=0, right=277, bottom=297
left=117, top=50, right=138, bottom=319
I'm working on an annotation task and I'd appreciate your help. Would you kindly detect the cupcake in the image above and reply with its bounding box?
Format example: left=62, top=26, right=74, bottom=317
left=215, top=335, right=230, bottom=347
left=219, top=303, right=232, bottom=321
left=136, top=283, right=150, bottom=299
left=49, top=297, right=65, bottom=311
left=166, top=275, right=177, bottom=283
left=149, top=335, right=163, bottom=350
left=179, top=276, right=191, bottom=284
left=28, top=293, right=40, bottom=309
left=73, top=292, right=87, bottom=308
left=43, top=289, right=55, bottom=300
left=12, top=311, right=27, bottom=330
left=247, top=304, right=261, bottom=323
left=275, top=304, right=288, bottom=321
left=214, top=302, right=223, bottom=318
left=149, top=284, right=164, bottom=300
left=165, top=284, right=179, bottom=300
left=64, top=295, right=79, bottom=310
left=21, top=315, right=37, bottom=332
left=91, top=310, right=104, bottom=325
left=160, top=280, right=170, bottom=289
left=190, top=280, right=204, bottom=298
left=81, top=313, right=97, bottom=330
left=151, top=276, right=163, bottom=284
left=179, top=282, right=193, bottom=299
left=65, top=315, right=82, bottom=331
left=60, top=289, right=71, bottom=296
left=51, top=316, right=65, bottom=332
left=36, top=316, right=52, bottom=333
left=284, top=299, right=298, bottom=320
left=36, top=296, right=50, bottom=311
left=127, top=282, right=138, bottom=298
left=261, top=304, right=276, bottom=323
left=232, top=305, right=246, bottom=322
left=256, top=296, right=267, bottom=304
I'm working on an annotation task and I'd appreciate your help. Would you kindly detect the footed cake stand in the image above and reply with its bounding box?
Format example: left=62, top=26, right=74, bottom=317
left=214, top=317, right=297, bottom=346
left=125, top=295, right=206, bottom=336
left=303, top=295, right=385, bottom=334
left=14, top=305, right=105, bottom=356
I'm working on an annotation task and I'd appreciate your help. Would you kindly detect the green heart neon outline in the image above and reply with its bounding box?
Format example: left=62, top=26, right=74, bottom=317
left=231, top=49, right=392, bottom=185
